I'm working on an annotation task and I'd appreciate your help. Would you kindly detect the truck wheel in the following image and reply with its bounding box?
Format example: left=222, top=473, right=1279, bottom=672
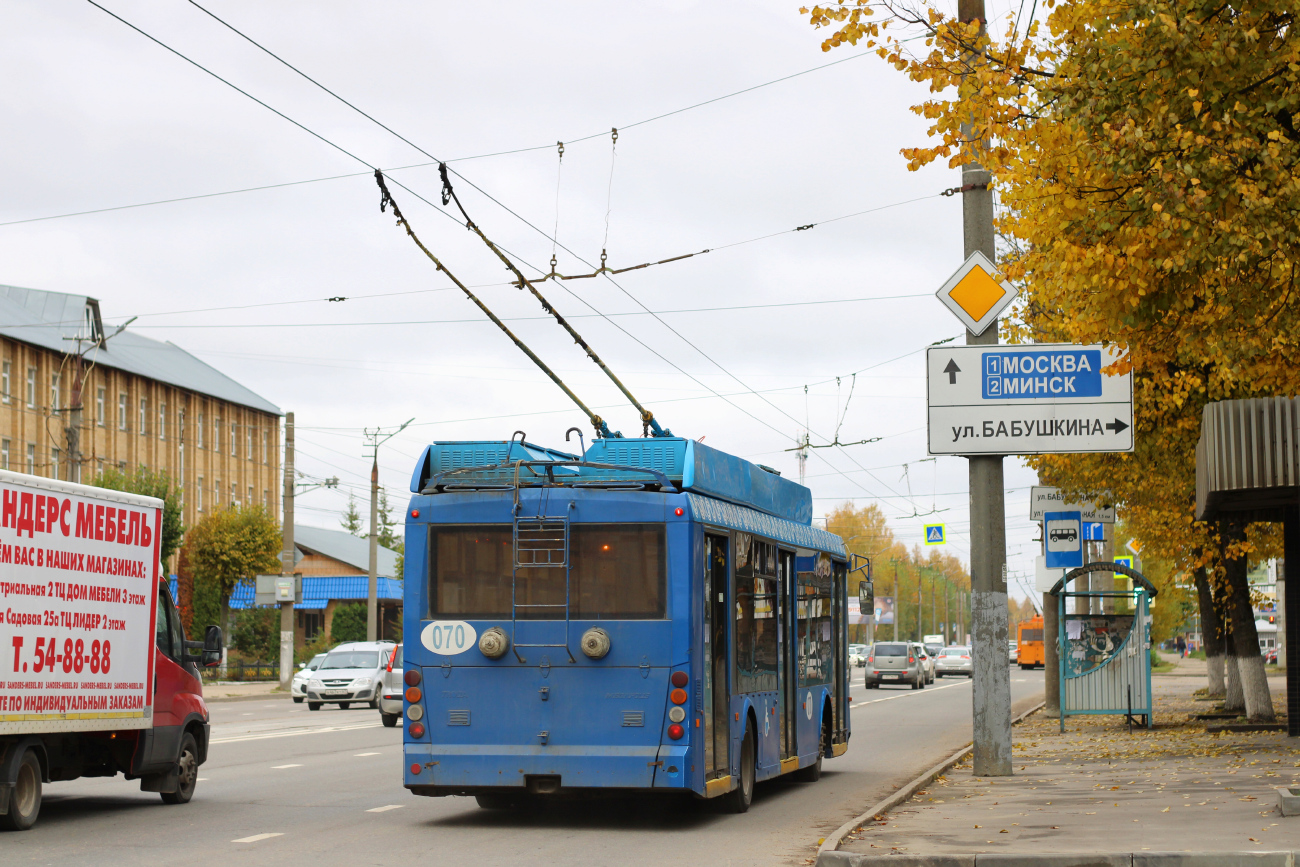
left=0, top=750, right=41, bottom=831
left=308, top=701, right=322, bottom=711
left=721, top=725, right=755, bottom=813
left=381, top=712, right=399, bottom=728
left=161, top=733, right=199, bottom=805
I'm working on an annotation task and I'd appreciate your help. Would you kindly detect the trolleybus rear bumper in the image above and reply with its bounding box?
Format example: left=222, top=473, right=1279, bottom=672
left=403, top=742, right=693, bottom=793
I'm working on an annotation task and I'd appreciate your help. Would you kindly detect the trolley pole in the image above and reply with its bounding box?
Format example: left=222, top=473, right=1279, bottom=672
left=279, top=412, right=295, bottom=690
left=960, top=0, right=1013, bottom=777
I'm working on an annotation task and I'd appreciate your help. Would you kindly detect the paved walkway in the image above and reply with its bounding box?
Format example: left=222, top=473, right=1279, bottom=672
left=202, top=680, right=290, bottom=702
left=834, top=675, right=1297, bottom=859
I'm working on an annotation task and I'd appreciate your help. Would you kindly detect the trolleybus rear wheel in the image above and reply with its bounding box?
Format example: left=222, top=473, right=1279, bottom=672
left=723, top=725, right=755, bottom=814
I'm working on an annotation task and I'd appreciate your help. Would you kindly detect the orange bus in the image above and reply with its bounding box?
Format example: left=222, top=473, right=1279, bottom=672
left=1017, top=615, right=1044, bottom=669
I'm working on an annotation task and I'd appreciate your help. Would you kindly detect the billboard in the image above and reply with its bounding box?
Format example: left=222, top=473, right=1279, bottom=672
left=874, top=596, right=895, bottom=625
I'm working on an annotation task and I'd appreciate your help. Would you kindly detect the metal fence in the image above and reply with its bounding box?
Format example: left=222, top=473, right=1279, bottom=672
left=201, top=660, right=278, bottom=682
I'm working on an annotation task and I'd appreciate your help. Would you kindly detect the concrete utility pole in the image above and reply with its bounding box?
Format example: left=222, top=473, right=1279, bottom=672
left=893, top=562, right=899, bottom=641
left=364, top=419, right=414, bottom=642
left=279, top=412, right=295, bottom=690
left=959, top=0, right=1013, bottom=777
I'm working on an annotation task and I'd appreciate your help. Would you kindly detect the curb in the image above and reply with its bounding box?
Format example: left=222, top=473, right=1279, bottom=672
left=818, top=853, right=1297, bottom=866
left=205, top=691, right=293, bottom=704
left=817, top=700, right=1045, bottom=860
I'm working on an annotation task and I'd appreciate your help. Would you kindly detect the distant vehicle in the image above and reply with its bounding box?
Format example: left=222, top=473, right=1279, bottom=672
left=0, top=472, right=222, bottom=830
left=291, top=652, right=327, bottom=703
left=1049, top=527, right=1078, bottom=543
left=935, top=646, right=972, bottom=677
left=378, top=644, right=403, bottom=727
left=923, top=642, right=944, bottom=660
left=1017, top=617, right=1044, bottom=669
left=848, top=644, right=868, bottom=668
left=915, top=643, right=936, bottom=683
left=1009, top=641, right=1019, bottom=663
left=864, top=642, right=925, bottom=689
left=922, top=634, right=945, bottom=647
left=305, top=641, right=395, bottom=711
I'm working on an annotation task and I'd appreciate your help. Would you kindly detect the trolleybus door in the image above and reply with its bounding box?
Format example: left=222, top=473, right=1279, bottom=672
left=703, top=534, right=730, bottom=779
left=779, top=549, right=797, bottom=760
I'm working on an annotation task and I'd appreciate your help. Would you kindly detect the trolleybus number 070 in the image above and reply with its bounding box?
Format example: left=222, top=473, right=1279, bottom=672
left=420, top=621, right=477, bottom=656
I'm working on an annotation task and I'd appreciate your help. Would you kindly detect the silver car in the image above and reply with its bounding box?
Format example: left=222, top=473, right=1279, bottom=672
left=935, top=645, right=973, bottom=677
left=863, top=641, right=926, bottom=689
left=378, top=644, right=403, bottom=727
left=291, top=652, right=326, bottom=702
left=916, top=643, right=936, bottom=684
left=305, top=641, right=395, bottom=711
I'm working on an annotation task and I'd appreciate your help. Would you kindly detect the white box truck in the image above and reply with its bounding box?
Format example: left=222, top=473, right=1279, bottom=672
left=0, top=471, right=221, bottom=830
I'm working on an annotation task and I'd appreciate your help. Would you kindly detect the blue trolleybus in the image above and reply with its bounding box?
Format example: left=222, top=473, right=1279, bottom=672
left=399, top=435, right=850, bottom=812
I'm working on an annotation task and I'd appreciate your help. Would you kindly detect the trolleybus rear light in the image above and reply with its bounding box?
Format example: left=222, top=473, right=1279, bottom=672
left=410, top=509, right=419, bottom=518
left=669, top=688, right=688, bottom=705
left=667, top=724, right=684, bottom=740
left=407, top=704, right=424, bottom=721
left=670, top=671, right=688, bottom=688
left=405, top=669, right=422, bottom=687
left=668, top=706, right=685, bottom=723
left=410, top=763, right=422, bottom=775
left=405, top=686, right=422, bottom=703
left=409, top=722, right=426, bottom=738
left=674, top=507, right=684, bottom=516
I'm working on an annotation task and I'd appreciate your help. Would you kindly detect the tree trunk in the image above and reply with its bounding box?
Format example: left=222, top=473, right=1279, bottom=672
left=1224, top=647, right=1243, bottom=712
left=1194, top=566, right=1225, bottom=696
left=1221, top=524, right=1275, bottom=721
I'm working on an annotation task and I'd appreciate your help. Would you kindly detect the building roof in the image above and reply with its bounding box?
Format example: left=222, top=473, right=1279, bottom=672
left=169, top=575, right=403, bottom=611
left=0, top=285, right=280, bottom=416
left=293, top=523, right=401, bottom=576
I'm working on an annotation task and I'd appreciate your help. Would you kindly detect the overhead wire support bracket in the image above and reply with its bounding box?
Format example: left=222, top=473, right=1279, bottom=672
left=374, top=170, right=617, bottom=440
left=435, top=163, right=672, bottom=439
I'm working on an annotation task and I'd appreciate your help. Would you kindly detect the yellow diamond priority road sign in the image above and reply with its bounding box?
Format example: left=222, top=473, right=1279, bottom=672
left=935, top=251, right=1018, bottom=337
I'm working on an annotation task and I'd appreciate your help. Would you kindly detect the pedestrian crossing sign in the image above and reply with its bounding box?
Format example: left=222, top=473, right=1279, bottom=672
left=924, top=524, right=946, bottom=545
left=1114, top=555, right=1133, bottom=569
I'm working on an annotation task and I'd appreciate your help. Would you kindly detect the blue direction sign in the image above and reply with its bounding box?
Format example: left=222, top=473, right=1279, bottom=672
left=1083, top=522, right=1104, bottom=541
left=924, top=524, right=946, bottom=545
left=1044, top=510, right=1083, bottom=568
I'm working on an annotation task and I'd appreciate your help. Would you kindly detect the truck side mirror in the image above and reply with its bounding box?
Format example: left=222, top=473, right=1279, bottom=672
left=202, top=625, right=223, bottom=667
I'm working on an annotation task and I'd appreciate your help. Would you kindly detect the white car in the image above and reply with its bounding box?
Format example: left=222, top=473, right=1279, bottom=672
left=848, top=643, right=868, bottom=668
left=291, top=652, right=327, bottom=703
left=306, top=641, right=395, bottom=711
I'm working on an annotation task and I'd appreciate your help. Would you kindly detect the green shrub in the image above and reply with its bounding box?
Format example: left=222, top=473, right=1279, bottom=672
left=232, top=607, right=280, bottom=661
left=331, top=603, right=368, bottom=643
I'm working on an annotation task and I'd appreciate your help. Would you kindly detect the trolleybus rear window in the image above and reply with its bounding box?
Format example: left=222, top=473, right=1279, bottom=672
left=429, top=524, right=665, bottom=619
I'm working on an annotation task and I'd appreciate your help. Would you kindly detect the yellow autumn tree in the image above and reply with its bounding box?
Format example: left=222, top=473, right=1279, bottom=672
left=802, top=0, right=1298, bottom=718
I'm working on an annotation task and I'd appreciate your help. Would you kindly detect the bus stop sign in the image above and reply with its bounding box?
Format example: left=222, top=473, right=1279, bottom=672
left=1045, top=511, right=1083, bottom=568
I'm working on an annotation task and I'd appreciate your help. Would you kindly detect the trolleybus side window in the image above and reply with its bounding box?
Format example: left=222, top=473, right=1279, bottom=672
left=429, top=524, right=665, bottom=619
left=733, top=532, right=778, bottom=695
left=797, top=554, right=834, bottom=687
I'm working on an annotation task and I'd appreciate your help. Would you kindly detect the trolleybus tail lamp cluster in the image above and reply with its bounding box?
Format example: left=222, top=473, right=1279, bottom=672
left=667, top=671, right=689, bottom=739
left=410, top=509, right=419, bottom=518
left=580, top=627, right=610, bottom=659
left=674, top=508, right=684, bottom=516
left=408, top=722, right=426, bottom=738
left=479, top=627, right=510, bottom=659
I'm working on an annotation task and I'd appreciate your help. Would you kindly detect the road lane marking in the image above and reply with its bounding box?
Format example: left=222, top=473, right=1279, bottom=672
left=366, top=805, right=403, bottom=813
left=851, top=679, right=971, bottom=707
left=355, top=752, right=381, bottom=757
left=233, top=833, right=283, bottom=843
left=211, top=721, right=382, bottom=744
left=271, top=764, right=303, bottom=769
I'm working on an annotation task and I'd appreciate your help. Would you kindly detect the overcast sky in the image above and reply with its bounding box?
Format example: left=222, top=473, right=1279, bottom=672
left=0, top=0, right=1043, bottom=601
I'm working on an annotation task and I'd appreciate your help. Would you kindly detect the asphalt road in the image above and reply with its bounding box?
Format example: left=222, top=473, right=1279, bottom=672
left=8, top=668, right=1044, bottom=865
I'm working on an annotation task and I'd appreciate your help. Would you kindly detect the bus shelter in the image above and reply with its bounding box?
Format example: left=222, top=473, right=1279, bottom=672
left=1049, top=562, right=1158, bottom=731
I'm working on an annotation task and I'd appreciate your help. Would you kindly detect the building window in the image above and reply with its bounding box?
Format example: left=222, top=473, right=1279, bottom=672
left=2, top=361, right=10, bottom=404
left=264, top=489, right=270, bottom=509
left=302, top=612, right=323, bottom=641
left=25, top=444, right=35, bottom=474
left=26, top=368, right=36, bottom=408
left=96, top=387, right=105, bottom=427
left=159, top=403, right=166, bottom=440
left=246, top=426, right=252, bottom=462
left=51, top=448, right=60, bottom=480
left=230, top=423, right=237, bottom=457
left=197, top=413, right=204, bottom=448
left=214, top=479, right=220, bottom=508
left=261, top=430, right=267, bottom=464
left=1, top=439, right=10, bottom=470
left=214, top=417, right=220, bottom=453
left=51, top=374, right=60, bottom=411
left=231, top=482, right=238, bottom=506
left=248, top=485, right=254, bottom=506
left=197, top=477, right=204, bottom=512
left=139, top=398, right=147, bottom=436
left=118, top=393, right=127, bottom=430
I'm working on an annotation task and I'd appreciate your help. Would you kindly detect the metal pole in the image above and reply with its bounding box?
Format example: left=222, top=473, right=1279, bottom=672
left=1043, top=589, right=1060, bottom=717
left=279, top=412, right=295, bottom=689
left=893, top=561, right=899, bottom=641
left=367, top=450, right=379, bottom=642
left=917, top=569, right=924, bottom=641
left=960, top=0, right=1012, bottom=778
left=1284, top=505, right=1300, bottom=738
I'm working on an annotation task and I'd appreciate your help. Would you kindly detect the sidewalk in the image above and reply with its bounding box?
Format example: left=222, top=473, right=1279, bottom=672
left=202, top=681, right=290, bottom=702
left=829, top=675, right=1298, bottom=863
